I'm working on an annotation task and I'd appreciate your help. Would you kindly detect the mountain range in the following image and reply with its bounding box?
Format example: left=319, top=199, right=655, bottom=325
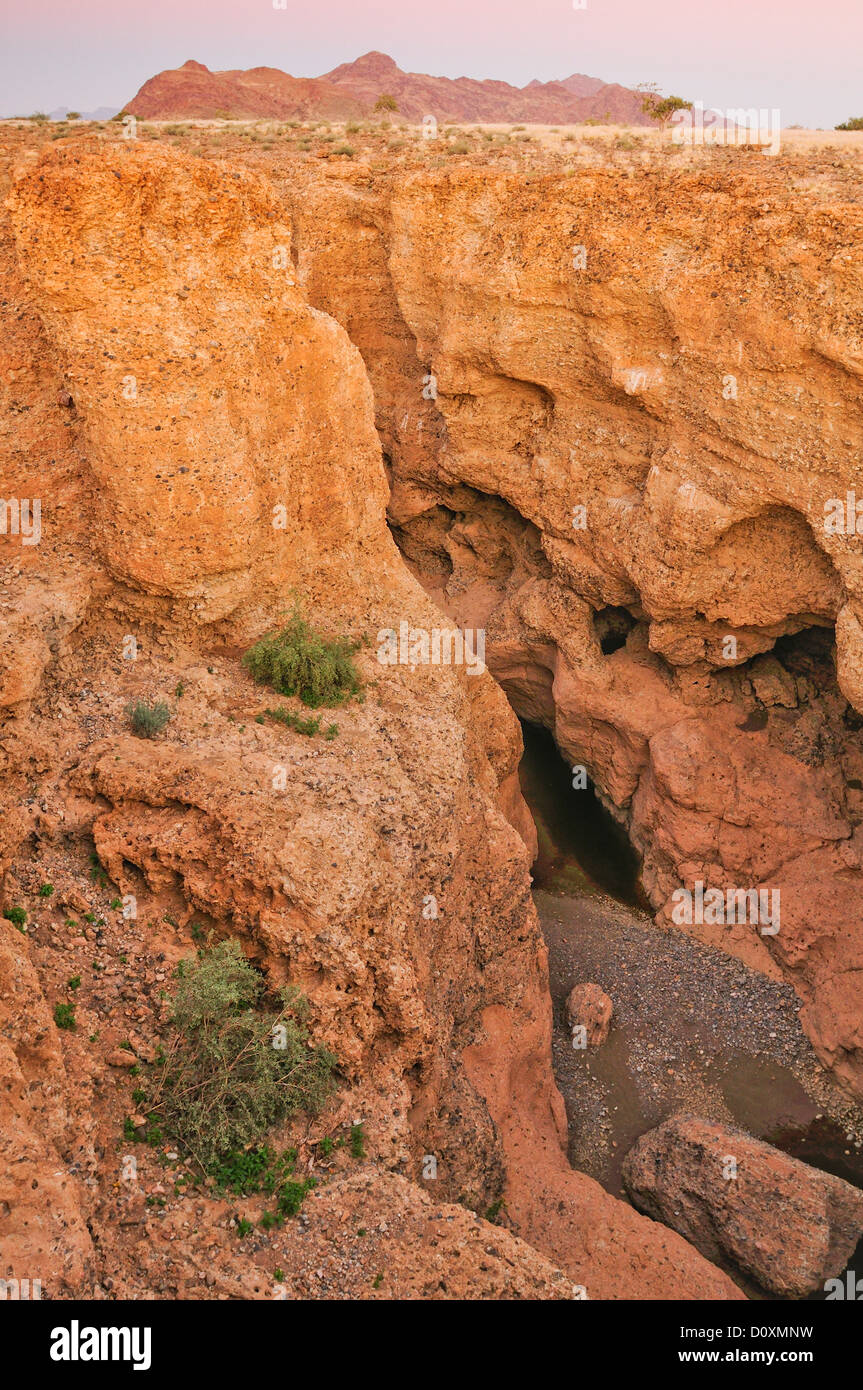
left=125, top=51, right=650, bottom=124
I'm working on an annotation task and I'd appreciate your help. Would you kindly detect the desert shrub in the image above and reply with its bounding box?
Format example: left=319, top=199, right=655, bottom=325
left=147, top=940, right=337, bottom=1170
left=242, top=605, right=361, bottom=708
left=264, top=706, right=321, bottom=736
left=836, top=117, right=863, bottom=131
left=374, top=93, right=398, bottom=112
left=126, top=699, right=171, bottom=738
left=54, top=1002, right=76, bottom=1030
left=3, top=905, right=26, bottom=926
left=334, top=144, right=355, bottom=158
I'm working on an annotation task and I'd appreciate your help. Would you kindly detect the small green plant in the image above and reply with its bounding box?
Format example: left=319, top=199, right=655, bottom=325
left=38, top=883, right=54, bottom=897
left=110, top=898, right=122, bottom=910
left=243, top=604, right=361, bottom=709
left=126, top=699, right=171, bottom=738
left=373, top=1272, right=383, bottom=1289
left=175, top=681, right=185, bottom=698
left=264, top=706, right=321, bottom=737
left=67, top=975, right=81, bottom=991
left=350, top=1123, right=366, bottom=1159
left=236, top=1217, right=254, bottom=1238
left=278, top=1179, right=314, bottom=1217
left=54, top=1002, right=76, bottom=1030
left=317, top=1135, right=335, bottom=1156
left=274, top=1267, right=285, bottom=1282
left=147, top=940, right=337, bottom=1171
left=3, top=906, right=26, bottom=927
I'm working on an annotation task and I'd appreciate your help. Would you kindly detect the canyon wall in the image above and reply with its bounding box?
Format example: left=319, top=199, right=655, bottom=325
left=278, top=158, right=863, bottom=1097
left=0, top=141, right=739, bottom=1298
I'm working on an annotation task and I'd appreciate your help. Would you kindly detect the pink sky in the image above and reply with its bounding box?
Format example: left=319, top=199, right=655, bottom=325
left=3, top=0, right=861, bottom=128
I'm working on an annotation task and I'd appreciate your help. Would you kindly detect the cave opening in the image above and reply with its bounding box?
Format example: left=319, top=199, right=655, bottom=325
left=517, top=720, right=645, bottom=908
left=593, top=604, right=637, bottom=655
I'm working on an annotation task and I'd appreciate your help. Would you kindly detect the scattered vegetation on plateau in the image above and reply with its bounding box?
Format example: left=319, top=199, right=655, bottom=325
left=144, top=940, right=337, bottom=1173
left=242, top=603, right=362, bottom=708
left=126, top=699, right=172, bottom=738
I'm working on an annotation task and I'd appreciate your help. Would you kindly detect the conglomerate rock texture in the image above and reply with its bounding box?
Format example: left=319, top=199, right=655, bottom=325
left=0, top=139, right=743, bottom=1300
left=275, top=155, right=863, bottom=1098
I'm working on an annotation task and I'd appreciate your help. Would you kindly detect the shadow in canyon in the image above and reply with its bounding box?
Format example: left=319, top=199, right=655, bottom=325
left=517, top=717, right=863, bottom=1300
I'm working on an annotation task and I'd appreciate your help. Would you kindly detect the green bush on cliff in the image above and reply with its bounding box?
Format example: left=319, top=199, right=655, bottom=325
left=242, top=605, right=361, bottom=708
left=147, top=940, right=337, bottom=1171
left=126, top=699, right=171, bottom=738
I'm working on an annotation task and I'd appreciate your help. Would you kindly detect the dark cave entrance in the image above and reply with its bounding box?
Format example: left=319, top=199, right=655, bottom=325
left=517, top=720, right=645, bottom=908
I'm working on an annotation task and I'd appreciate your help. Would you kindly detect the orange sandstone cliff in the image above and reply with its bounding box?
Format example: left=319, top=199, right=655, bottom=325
left=0, top=142, right=741, bottom=1299
left=275, top=156, right=863, bottom=1098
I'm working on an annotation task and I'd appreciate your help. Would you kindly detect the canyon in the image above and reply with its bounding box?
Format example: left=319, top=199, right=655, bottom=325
left=1, top=115, right=862, bottom=1301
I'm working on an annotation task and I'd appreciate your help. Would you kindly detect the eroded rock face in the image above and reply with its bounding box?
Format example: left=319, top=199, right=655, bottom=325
left=622, top=1114, right=863, bottom=1297
left=0, top=140, right=741, bottom=1300
left=277, top=159, right=863, bottom=1097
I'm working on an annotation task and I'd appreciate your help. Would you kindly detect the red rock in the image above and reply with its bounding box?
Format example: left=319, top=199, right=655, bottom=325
left=564, top=982, right=613, bottom=1046
left=622, top=1114, right=863, bottom=1297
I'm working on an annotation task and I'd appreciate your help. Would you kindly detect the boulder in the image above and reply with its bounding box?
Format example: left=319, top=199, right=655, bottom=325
left=565, top=982, right=613, bottom=1047
left=622, top=1114, right=863, bottom=1296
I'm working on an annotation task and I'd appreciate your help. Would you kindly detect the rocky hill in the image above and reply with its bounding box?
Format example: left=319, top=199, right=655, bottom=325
left=126, top=51, right=650, bottom=124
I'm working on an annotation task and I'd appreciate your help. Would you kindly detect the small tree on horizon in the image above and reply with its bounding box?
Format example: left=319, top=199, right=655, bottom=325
left=836, top=116, right=863, bottom=130
left=636, top=83, right=692, bottom=133
left=374, top=93, right=398, bottom=113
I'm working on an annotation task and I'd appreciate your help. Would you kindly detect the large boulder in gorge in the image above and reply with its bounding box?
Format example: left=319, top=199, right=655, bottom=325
left=622, top=1113, right=863, bottom=1297
left=565, top=982, right=613, bottom=1047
